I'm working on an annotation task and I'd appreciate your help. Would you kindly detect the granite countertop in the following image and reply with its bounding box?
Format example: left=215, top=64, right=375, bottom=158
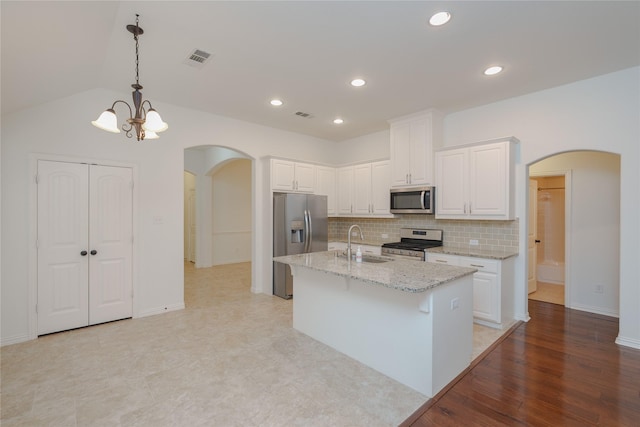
left=273, top=251, right=476, bottom=293
left=427, top=246, right=518, bottom=260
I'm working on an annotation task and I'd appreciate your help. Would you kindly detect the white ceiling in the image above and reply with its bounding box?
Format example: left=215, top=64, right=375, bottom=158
left=2, top=1, right=639, bottom=142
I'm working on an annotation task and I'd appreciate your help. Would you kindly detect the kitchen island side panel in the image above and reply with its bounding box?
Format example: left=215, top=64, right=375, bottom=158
left=291, top=266, right=473, bottom=397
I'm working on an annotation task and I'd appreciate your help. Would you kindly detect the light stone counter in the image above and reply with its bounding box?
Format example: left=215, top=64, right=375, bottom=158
left=427, top=245, right=518, bottom=260
left=273, top=250, right=476, bottom=293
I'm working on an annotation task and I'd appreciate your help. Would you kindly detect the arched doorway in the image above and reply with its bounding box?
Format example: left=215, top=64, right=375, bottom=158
left=526, top=150, right=620, bottom=317
left=183, top=145, right=255, bottom=293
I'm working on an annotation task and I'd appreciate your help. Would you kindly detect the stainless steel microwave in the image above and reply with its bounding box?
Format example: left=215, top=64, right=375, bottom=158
left=390, top=186, right=435, bottom=214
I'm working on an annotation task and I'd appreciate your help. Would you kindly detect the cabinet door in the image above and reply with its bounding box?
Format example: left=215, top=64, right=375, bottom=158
left=435, top=148, right=468, bottom=217
left=469, top=143, right=507, bottom=217
left=316, top=166, right=336, bottom=215
left=353, top=163, right=372, bottom=215
left=390, top=121, right=412, bottom=187
left=294, top=162, right=316, bottom=193
left=337, top=166, right=354, bottom=215
left=426, top=253, right=460, bottom=265
left=271, top=159, right=295, bottom=191
left=471, top=271, right=499, bottom=323
left=408, top=118, right=430, bottom=185
left=371, top=161, right=390, bottom=215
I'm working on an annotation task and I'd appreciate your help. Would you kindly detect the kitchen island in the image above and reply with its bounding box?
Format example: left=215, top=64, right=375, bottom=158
left=273, top=251, right=476, bottom=397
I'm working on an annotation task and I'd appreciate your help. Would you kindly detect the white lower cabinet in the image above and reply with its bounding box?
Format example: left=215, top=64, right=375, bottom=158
left=426, top=252, right=514, bottom=329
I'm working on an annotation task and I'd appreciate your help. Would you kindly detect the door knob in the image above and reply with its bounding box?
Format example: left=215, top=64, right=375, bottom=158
left=80, top=250, right=88, bottom=256
left=90, top=250, right=98, bottom=255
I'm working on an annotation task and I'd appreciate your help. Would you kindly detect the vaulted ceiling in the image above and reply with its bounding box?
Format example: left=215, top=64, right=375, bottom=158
left=2, top=1, right=639, bottom=141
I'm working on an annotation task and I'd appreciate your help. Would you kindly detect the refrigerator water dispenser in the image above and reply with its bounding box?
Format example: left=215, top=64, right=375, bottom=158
left=290, top=220, right=304, bottom=243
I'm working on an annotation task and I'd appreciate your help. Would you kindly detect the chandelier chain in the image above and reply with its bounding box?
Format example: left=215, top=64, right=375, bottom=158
left=134, top=14, right=140, bottom=86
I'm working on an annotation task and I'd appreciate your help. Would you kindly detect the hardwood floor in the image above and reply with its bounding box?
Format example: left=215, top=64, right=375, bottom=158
left=402, top=300, right=640, bottom=426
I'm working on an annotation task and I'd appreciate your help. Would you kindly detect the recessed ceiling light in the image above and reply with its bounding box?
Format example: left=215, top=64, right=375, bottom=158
left=270, top=99, right=283, bottom=106
left=429, top=11, right=451, bottom=26
left=333, top=118, right=344, bottom=124
left=350, top=78, right=366, bottom=87
left=484, top=66, right=503, bottom=76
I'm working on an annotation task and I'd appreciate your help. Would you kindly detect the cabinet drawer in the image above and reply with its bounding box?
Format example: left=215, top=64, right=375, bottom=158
left=459, top=257, right=498, bottom=273
left=426, top=253, right=460, bottom=265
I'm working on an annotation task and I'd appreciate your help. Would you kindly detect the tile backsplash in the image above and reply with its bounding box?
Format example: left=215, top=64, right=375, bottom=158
left=329, top=215, right=519, bottom=253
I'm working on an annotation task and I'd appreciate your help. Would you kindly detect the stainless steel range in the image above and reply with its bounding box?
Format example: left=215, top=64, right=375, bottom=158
left=381, top=228, right=443, bottom=261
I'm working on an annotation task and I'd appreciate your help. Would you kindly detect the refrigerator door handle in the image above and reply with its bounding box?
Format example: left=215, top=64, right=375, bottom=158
left=303, top=209, right=310, bottom=253
left=307, top=209, right=313, bottom=251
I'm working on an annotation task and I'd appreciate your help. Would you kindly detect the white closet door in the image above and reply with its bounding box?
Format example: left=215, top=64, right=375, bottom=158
left=88, top=165, right=133, bottom=325
left=37, top=161, right=90, bottom=335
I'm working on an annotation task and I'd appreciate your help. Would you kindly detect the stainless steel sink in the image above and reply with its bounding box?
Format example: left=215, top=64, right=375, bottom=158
left=337, top=253, right=393, bottom=263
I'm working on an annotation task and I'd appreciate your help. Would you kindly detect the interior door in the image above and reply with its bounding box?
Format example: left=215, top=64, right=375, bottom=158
left=88, top=165, right=133, bottom=325
left=37, top=161, right=90, bottom=335
left=528, top=179, right=538, bottom=294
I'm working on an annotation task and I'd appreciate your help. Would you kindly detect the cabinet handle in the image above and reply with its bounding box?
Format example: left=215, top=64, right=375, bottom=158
left=406, top=174, right=409, bottom=184
left=80, top=250, right=88, bottom=256
left=464, top=203, right=467, bottom=214
left=470, top=264, right=484, bottom=268
left=292, top=180, right=296, bottom=189
left=435, top=259, right=448, bottom=263
left=469, top=202, right=472, bottom=214
left=90, top=250, right=97, bottom=256
left=409, top=173, right=412, bottom=184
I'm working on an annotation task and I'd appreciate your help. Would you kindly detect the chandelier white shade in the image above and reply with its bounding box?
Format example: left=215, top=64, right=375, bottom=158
left=91, top=14, right=167, bottom=141
left=91, top=109, right=120, bottom=133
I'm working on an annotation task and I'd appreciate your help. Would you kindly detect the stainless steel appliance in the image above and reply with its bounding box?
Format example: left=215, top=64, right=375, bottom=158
left=273, top=193, right=328, bottom=299
left=390, top=186, right=435, bottom=214
left=381, top=228, right=443, bottom=261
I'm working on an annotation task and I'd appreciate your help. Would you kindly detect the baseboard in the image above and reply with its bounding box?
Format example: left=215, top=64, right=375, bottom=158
left=137, top=302, right=185, bottom=318
left=569, top=303, right=619, bottom=318
left=1, top=333, right=31, bottom=347
left=615, top=336, right=640, bottom=349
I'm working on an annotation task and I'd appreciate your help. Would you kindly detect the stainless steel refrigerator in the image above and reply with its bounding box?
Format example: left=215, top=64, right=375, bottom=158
left=273, top=193, right=328, bottom=299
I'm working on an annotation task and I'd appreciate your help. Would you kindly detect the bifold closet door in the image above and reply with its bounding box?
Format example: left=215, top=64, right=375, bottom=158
left=37, top=160, right=133, bottom=335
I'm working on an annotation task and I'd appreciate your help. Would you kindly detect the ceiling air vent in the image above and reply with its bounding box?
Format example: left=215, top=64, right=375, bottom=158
left=295, top=111, right=313, bottom=118
left=183, top=49, right=212, bottom=69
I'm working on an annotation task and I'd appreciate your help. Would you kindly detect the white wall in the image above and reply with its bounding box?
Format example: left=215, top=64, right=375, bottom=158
left=212, top=159, right=252, bottom=265
left=335, top=129, right=390, bottom=164
left=1, top=87, right=338, bottom=345
left=531, top=152, right=620, bottom=316
left=443, top=67, right=640, bottom=348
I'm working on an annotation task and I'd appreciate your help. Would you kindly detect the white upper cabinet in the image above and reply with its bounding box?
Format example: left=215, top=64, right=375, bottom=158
left=271, top=159, right=316, bottom=193
left=389, top=109, right=443, bottom=187
left=316, top=166, right=337, bottom=216
left=337, top=166, right=355, bottom=215
left=435, top=137, right=518, bottom=220
left=337, top=161, right=391, bottom=217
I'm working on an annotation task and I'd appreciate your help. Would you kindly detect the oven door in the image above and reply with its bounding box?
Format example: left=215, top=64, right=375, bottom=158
left=390, top=186, right=434, bottom=214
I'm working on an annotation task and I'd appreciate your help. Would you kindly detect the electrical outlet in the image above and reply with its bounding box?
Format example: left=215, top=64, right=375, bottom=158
left=381, top=233, right=389, bottom=239
left=469, top=239, right=479, bottom=246
left=450, top=297, right=460, bottom=310
left=595, top=285, right=604, bottom=294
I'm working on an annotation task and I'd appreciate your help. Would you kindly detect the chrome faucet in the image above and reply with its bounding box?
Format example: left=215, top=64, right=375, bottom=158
left=347, top=224, right=364, bottom=260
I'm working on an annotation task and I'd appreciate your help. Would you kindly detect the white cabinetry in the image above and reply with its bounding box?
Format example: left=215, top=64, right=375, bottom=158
left=389, top=110, right=442, bottom=187
left=271, top=159, right=315, bottom=193
left=338, top=161, right=391, bottom=217
left=435, top=138, right=517, bottom=220
left=337, top=166, right=354, bottom=215
left=316, top=166, right=337, bottom=216
left=328, top=242, right=381, bottom=256
left=426, top=252, right=515, bottom=329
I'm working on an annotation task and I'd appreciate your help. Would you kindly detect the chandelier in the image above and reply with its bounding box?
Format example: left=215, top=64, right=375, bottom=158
left=92, top=14, right=167, bottom=141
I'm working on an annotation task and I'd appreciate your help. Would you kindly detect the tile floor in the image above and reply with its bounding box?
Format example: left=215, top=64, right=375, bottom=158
left=1, top=262, right=509, bottom=426
left=528, top=281, right=565, bottom=305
